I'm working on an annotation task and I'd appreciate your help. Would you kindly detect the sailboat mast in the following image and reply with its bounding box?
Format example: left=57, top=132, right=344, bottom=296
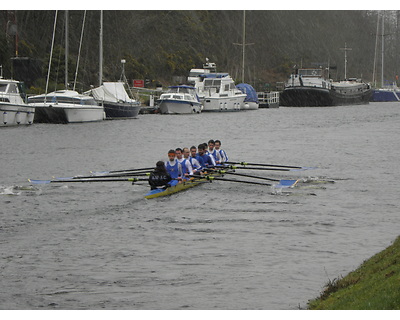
left=45, top=10, right=58, bottom=101
left=381, top=12, right=385, bottom=87
left=242, top=10, right=246, bottom=83
left=99, top=10, right=103, bottom=86
left=65, top=10, right=69, bottom=89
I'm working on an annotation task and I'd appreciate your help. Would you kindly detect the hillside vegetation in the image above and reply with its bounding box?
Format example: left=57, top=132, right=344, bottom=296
left=1, top=10, right=399, bottom=92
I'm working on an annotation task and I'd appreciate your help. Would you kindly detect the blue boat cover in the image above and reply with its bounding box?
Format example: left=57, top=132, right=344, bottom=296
left=236, top=83, right=258, bottom=102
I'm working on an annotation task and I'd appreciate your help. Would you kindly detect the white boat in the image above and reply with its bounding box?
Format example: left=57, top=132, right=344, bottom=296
left=0, top=77, right=35, bottom=127
left=28, top=90, right=104, bottom=123
left=157, top=85, right=202, bottom=114
left=188, top=59, right=246, bottom=112
left=87, top=82, right=141, bottom=119
left=191, top=73, right=246, bottom=112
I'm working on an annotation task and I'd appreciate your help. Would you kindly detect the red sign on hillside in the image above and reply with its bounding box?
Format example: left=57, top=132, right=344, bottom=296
left=133, top=79, right=144, bottom=88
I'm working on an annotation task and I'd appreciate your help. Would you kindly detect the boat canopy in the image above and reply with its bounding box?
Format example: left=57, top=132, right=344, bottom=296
left=236, top=83, right=258, bottom=102
left=90, top=82, right=137, bottom=103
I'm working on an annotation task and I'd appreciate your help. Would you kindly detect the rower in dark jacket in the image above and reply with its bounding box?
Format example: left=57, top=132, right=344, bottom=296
left=148, top=161, right=172, bottom=190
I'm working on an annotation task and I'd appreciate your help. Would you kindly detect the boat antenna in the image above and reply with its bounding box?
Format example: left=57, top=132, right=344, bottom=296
left=73, top=10, right=86, bottom=91
left=45, top=10, right=58, bottom=103
left=340, top=43, right=352, bottom=80
left=99, top=10, right=103, bottom=86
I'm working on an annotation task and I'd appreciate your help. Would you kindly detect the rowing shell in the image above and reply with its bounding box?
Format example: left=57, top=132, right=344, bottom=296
left=144, top=176, right=209, bottom=199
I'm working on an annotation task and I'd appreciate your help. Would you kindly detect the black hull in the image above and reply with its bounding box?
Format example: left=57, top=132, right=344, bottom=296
left=103, top=102, right=141, bottom=119
left=280, top=87, right=333, bottom=106
left=280, top=86, right=372, bottom=107
left=34, top=106, right=68, bottom=123
left=330, top=89, right=372, bottom=105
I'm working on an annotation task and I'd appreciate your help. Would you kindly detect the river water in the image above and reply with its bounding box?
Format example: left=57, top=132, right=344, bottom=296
left=1, top=102, right=399, bottom=310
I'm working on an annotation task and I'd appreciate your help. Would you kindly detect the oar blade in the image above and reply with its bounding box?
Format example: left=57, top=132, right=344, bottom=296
left=274, top=179, right=299, bottom=188
left=28, top=179, right=53, bottom=184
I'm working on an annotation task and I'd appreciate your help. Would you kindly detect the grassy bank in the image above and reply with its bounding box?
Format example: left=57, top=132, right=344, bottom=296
left=308, top=236, right=400, bottom=309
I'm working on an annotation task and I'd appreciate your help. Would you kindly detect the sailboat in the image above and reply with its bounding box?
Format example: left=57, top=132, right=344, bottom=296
left=371, top=12, right=400, bottom=102
left=28, top=11, right=104, bottom=123
left=86, top=12, right=141, bottom=119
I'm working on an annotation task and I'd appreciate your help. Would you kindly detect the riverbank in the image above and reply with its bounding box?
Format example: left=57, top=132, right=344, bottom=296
left=308, top=236, right=400, bottom=309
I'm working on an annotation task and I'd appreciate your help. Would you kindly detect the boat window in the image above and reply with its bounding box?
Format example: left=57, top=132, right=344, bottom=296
left=204, top=79, right=214, bottom=88
left=162, top=94, right=171, bottom=99
left=184, top=94, right=191, bottom=100
left=0, top=84, right=8, bottom=92
left=224, top=84, right=229, bottom=91
left=8, top=84, right=18, bottom=93
left=173, top=95, right=182, bottom=100
left=230, top=83, right=236, bottom=90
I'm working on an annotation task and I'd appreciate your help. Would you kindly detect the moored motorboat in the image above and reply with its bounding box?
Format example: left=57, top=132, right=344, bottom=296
left=0, top=77, right=35, bottom=126
left=87, top=82, right=141, bottom=119
left=28, top=90, right=104, bottom=123
left=192, top=73, right=246, bottom=112
left=188, top=60, right=246, bottom=112
left=157, top=85, right=202, bottom=114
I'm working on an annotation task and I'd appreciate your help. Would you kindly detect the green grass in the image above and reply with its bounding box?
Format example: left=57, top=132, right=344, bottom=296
left=308, top=236, right=400, bottom=309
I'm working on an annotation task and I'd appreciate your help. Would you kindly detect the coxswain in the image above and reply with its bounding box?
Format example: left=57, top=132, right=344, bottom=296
left=148, top=161, right=172, bottom=190
left=175, top=147, right=193, bottom=179
left=165, top=149, right=182, bottom=186
left=214, top=139, right=228, bottom=164
left=197, top=143, right=216, bottom=170
left=207, top=139, right=219, bottom=164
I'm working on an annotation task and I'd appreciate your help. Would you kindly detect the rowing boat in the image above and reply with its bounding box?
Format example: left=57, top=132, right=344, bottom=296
left=144, top=177, right=208, bottom=199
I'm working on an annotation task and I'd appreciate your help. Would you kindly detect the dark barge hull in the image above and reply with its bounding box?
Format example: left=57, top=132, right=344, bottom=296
left=103, top=102, right=141, bottom=119
left=280, top=87, right=333, bottom=107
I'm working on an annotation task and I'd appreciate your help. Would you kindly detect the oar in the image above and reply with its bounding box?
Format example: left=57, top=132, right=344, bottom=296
left=91, top=167, right=155, bottom=175
left=225, top=165, right=292, bottom=172
left=55, top=171, right=151, bottom=180
left=28, top=177, right=149, bottom=184
left=206, top=176, right=272, bottom=186
left=205, top=176, right=298, bottom=188
left=212, top=169, right=280, bottom=182
left=225, top=161, right=315, bottom=170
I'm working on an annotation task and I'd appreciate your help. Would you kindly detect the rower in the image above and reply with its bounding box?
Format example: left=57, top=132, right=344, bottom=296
left=188, top=146, right=203, bottom=175
left=197, top=143, right=216, bottom=170
left=207, top=139, right=219, bottom=164
left=214, top=139, right=228, bottom=164
left=165, top=149, right=182, bottom=186
left=148, top=161, right=172, bottom=190
left=175, top=147, right=193, bottom=180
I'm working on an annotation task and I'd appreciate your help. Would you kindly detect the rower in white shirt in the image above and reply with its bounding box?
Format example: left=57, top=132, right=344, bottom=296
left=206, top=139, right=219, bottom=164
left=175, top=147, right=193, bottom=179
left=214, top=139, right=228, bottom=164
